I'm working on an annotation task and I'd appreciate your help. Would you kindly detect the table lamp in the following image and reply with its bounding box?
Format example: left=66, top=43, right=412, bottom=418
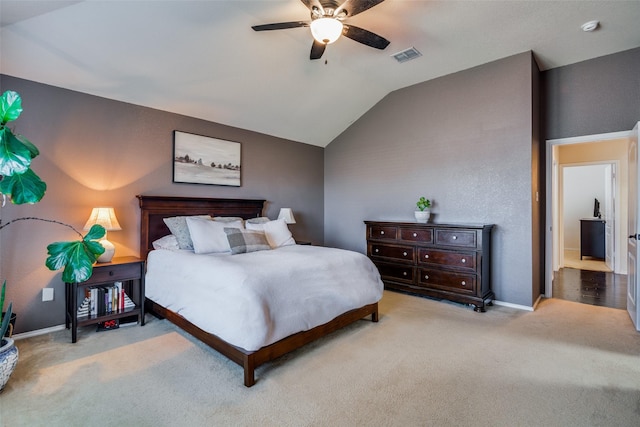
left=84, top=207, right=122, bottom=263
left=277, top=208, right=296, bottom=224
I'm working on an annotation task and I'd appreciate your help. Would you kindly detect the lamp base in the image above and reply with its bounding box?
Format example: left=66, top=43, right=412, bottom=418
left=97, top=239, right=115, bottom=263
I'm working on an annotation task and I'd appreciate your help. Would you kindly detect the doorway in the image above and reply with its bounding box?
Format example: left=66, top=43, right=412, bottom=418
left=546, top=131, right=632, bottom=309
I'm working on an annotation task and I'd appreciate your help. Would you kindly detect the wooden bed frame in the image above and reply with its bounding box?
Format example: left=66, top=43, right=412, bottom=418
left=138, top=195, right=379, bottom=387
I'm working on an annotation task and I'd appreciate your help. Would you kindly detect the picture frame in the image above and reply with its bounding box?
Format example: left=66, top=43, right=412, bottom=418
left=173, top=131, right=241, bottom=187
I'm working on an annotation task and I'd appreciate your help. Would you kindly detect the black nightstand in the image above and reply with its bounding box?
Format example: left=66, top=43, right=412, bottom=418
left=65, top=256, right=145, bottom=343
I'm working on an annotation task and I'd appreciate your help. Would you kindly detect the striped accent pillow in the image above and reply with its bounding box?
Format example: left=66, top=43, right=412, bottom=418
left=224, top=228, right=271, bottom=254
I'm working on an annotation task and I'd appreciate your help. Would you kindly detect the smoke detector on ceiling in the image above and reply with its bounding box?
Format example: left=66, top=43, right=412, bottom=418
left=581, top=20, right=599, bottom=32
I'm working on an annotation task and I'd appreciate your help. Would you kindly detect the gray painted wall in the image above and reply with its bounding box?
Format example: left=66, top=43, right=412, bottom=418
left=4, top=47, right=638, bottom=333
left=544, top=47, right=640, bottom=140
left=0, top=75, right=324, bottom=334
left=325, top=52, right=537, bottom=307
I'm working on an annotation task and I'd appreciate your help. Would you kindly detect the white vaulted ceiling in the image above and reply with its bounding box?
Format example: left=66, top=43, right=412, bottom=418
left=1, top=0, right=640, bottom=147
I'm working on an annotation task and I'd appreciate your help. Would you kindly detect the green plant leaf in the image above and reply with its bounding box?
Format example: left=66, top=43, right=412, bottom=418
left=85, top=224, right=106, bottom=241
left=15, top=133, right=39, bottom=159
left=0, top=91, right=22, bottom=125
left=0, top=127, right=33, bottom=176
left=0, top=302, right=12, bottom=341
left=46, top=228, right=106, bottom=283
left=0, top=167, right=47, bottom=204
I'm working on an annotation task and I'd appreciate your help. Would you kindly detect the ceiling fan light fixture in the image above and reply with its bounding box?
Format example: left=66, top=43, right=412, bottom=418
left=310, top=18, right=343, bottom=44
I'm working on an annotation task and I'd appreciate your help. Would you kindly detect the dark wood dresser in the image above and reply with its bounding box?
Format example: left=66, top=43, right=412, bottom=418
left=580, top=218, right=605, bottom=260
left=365, top=221, right=494, bottom=312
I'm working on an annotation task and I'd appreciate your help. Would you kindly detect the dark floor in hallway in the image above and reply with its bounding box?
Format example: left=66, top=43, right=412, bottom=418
left=553, top=268, right=627, bottom=309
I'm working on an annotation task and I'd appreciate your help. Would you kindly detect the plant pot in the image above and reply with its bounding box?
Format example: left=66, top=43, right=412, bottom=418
left=2, top=312, right=16, bottom=338
left=414, top=210, right=431, bottom=223
left=0, top=337, right=18, bottom=392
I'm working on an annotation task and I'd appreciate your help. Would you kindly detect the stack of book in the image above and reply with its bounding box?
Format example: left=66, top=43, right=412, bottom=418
left=76, top=281, right=135, bottom=318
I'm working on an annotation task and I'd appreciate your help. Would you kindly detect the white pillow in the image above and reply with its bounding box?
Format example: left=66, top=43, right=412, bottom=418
left=163, top=215, right=211, bottom=249
left=186, top=217, right=244, bottom=254
left=246, top=221, right=266, bottom=231
left=263, top=218, right=295, bottom=248
left=152, top=234, right=180, bottom=251
left=214, top=216, right=245, bottom=224
left=246, top=216, right=271, bottom=224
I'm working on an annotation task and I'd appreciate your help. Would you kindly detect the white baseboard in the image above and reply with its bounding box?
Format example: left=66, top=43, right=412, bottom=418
left=12, top=324, right=66, bottom=340
left=492, top=299, right=536, bottom=312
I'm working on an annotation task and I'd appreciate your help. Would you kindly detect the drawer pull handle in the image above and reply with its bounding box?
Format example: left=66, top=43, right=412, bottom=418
left=403, top=272, right=407, bottom=276
left=403, top=252, right=408, bottom=256
left=375, top=248, right=379, bottom=253
left=424, top=254, right=429, bottom=259
left=413, top=233, right=417, bottom=237
left=452, top=235, right=457, bottom=240
left=380, top=231, right=385, bottom=235
left=424, top=275, right=429, bottom=280
left=109, top=271, right=114, bottom=276
left=461, top=258, right=466, bottom=263
left=461, top=281, right=466, bottom=286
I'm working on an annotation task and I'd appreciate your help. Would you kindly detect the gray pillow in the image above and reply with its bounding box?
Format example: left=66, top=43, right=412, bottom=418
left=224, top=228, right=271, bottom=255
left=163, top=215, right=211, bottom=249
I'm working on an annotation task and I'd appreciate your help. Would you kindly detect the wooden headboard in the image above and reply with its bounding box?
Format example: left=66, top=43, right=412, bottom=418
left=137, top=195, right=265, bottom=259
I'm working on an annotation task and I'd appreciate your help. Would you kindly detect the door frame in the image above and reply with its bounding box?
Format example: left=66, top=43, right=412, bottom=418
left=545, top=130, right=632, bottom=298
left=557, top=161, right=616, bottom=269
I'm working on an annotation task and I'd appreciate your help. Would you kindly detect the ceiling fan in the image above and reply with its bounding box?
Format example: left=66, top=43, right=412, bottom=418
left=252, top=0, right=390, bottom=60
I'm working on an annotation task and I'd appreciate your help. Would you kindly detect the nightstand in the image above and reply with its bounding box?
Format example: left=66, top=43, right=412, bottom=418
left=297, top=241, right=312, bottom=245
left=65, top=256, right=145, bottom=343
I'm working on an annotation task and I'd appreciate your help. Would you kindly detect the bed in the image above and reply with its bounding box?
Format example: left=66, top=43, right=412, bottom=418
left=138, top=195, right=382, bottom=387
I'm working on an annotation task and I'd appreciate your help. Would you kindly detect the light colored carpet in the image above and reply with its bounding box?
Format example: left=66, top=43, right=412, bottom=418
left=1, top=291, right=640, bottom=426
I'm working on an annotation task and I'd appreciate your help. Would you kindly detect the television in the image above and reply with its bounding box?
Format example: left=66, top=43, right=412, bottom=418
left=594, top=198, right=601, bottom=219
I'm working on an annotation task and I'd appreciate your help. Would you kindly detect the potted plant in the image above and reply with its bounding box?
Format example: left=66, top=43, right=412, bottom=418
left=0, top=90, right=106, bottom=392
left=414, top=196, right=431, bottom=223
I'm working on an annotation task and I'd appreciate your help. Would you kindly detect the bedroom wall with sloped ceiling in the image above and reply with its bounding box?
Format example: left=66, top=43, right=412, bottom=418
left=324, top=52, right=537, bottom=308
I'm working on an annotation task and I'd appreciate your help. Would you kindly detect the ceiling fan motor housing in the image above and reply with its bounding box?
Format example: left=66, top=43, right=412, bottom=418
left=253, top=0, right=389, bottom=60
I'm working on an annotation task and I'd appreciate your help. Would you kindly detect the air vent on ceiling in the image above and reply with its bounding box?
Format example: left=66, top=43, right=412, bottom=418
left=391, top=47, right=422, bottom=63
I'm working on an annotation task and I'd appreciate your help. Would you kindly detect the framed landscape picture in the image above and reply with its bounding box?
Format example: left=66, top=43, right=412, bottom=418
left=173, top=131, right=241, bottom=187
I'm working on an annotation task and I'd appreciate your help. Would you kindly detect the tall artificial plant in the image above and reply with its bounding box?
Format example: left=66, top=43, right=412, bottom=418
left=0, top=90, right=106, bottom=341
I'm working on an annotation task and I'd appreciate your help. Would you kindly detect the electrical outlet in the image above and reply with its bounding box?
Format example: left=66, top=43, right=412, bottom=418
left=42, top=288, right=54, bottom=302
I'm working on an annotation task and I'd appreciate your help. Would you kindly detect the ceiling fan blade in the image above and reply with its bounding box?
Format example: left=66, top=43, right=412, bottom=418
left=310, top=40, right=326, bottom=60
left=336, top=0, right=385, bottom=17
left=252, top=21, right=309, bottom=31
left=343, top=24, right=390, bottom=49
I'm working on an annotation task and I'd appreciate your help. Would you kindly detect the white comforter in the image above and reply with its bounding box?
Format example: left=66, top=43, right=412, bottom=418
left=145, top=245, right=383, bottom=351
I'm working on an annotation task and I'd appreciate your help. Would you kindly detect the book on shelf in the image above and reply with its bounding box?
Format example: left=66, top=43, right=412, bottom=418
left=78, top=282, right=135, bottom=318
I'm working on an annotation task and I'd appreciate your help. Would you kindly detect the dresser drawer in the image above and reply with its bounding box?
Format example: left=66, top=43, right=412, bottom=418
left=87, top=262, right=142, bottom=284
left=435, top=229, right=477, bottom=248
left=399, top=227, right=433, bottom=243
left=369, top=225, right=398, bottom=240
left=418, top=248, right=476, bottom=271
left=374, top=262, right=414, bottom=284
left=418, top=268, right=476, bottom=294
left=369, top=243, right=414, bottom=263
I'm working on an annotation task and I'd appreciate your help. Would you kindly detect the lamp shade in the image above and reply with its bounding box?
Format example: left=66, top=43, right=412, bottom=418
left=310, top=18, right=343, bottom=44
left=277, top=208, right=296, bottom=224
left=83, top=207, right=122, bottom=231
left=84, top=207, right=121, bottom=263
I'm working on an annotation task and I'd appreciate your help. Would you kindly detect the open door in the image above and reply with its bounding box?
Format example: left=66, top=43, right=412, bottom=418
left=627, top=122, right=640, bottom=331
